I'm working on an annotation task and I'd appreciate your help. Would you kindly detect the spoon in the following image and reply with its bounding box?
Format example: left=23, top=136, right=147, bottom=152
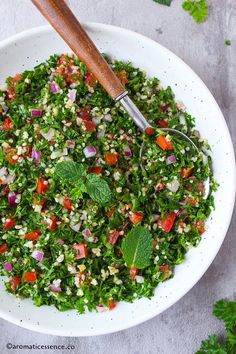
left=31, top=0, right=210, bottom=199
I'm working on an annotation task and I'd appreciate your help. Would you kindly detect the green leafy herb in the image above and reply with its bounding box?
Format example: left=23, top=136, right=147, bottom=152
left=55, top=161, right=111, bottom=205
left=225, top=40, right=232, bottom=46
left=55, top=161, right=85, bottom=183
left=154, top=0, right=173, bottom=6
left=121, top=226, right=152, bottom=269
left=86, top=174, right=112, bottom=205
left=196, top=299, right=236, bottom=354
left=182, top=0, right=209, bottom=23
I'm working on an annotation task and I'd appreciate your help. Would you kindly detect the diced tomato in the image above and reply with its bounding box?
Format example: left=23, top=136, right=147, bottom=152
left=85, top=72, right=97, bottom=87
left=63, top=197, right=73, bottom=211
left=36, top=177, right=49, bottom=194
left=108, top=230, right=120, bottom=245
left=180, top=167, right=194, bottom=178
left=184, top=196, right=197, bottom=207
left=2, top=117, right=13, bottom=130
left=88, top=166, right=103, bottom=175
left=155, top=181, right=165, bottom=191
left=129, top=267, right=138, bottom=280
left=159, top=265, right=170, bottom=272
left=156, top=135, right=173, bottom=151
left=108, top=300, right=117, bottom=311
left=78, top=107, right=91, bottom=121
left=48, top=216, right=59, bottom=231
left=157, top=119, right=169, bottom=128
left=0, top=243, right=8, bottom=254
left=106, top=208, right=116, bottom=218
left=73, top=243, right=87, bottom=259
left=10, top=276, right=21, bottom=291
left=145, top=127, right=154, bottom=136
left=193, top=220, right=205, bottom=235
left=3, top=217, right=15, bottom=230
left=65, top=72, right=80, bottom=84
left=129, top=211, right=143, bottom=225
left=57, top=54, right=72, bottom=66
left=23, top=271, right=37, bottom=283
left=117, top=70, right=128, bottom=85
left=197, top=181, right=205, bottom=194
left=6, top=87, right=16, bottom=101
left=24, top=230, right=41, bottom=241
left=104, top=152, right=119, bottom=165
left=83, top=120, right=96, bottom=132
left=6, top=148, right=19, bottom=164
left=158, top=212, right=176, bottom=233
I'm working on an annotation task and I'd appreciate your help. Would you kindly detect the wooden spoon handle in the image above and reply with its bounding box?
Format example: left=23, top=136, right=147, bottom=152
left=31, top=0, right=126, bottom=100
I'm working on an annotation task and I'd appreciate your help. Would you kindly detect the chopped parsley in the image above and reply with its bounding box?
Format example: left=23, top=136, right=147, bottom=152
left=182, top=0, right=209, bottom=23
left=0, top=53, right=215, bottom=313
left=225, top=40, right=232, bottom=46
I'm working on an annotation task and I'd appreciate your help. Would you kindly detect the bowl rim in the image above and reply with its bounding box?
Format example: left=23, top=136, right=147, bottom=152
left=0, top=23, right=235, bottom=336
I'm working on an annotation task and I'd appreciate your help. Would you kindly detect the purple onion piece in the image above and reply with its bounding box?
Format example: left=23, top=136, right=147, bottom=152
left=31, top=148, right=42, bottom=161
left=8, top=192, right=17, bottom=208
left=49, top=284, right=62, bottom=293
left=166, top=155, right=176, bottom=165
left=49, top=82, right=60, bottom=94
left=83, top=146, right=97, bottom=158
left=3, top=262, right=12, bottom=272
left=31, top=250, right=44, bottom=262
left=68, top=89, right=77, bottom=102
left=82, top=229, right=91, bottom=237
left=31, top=109, right=43, bottom=117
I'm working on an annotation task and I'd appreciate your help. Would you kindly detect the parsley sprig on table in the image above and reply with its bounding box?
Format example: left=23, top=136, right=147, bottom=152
left=196, top=300, right=236, bottom=354
left=153, top=0, right=209, bottom=24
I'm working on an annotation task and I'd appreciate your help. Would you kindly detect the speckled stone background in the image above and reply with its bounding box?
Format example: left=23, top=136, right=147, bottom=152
left=0, top=1, right=235, bottom=353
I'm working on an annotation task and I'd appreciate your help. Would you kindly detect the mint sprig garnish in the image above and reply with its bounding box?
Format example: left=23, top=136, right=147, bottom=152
left=55, top=161, right=111, bottom=205
left=154, top=0, right=172, bottom=6
left=121, top=226, right=152, bottom=269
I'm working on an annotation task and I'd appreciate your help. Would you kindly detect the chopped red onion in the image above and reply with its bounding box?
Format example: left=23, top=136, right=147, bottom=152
left=166, top=155, right=176, bottom=165
left=87, top=236, right=98, bottom=243
left=92, top=117, right=100, bottom=125
left=124, top=147, right=132, bottom=158
left=66, top=140, right=75, bottom=149
left=57, top=238, right=65, bottom=245
left=3, top=262, right=12, bottom=272
left=0, top=167, right=7, bottom=177
left=68, top=89, right=77, bottom=102
left=152, top=214, right=160, bottom=222
left=31, top=250, right=44, bottom=262
left=8, top=192, right=17, bottom=208
left=2, top=105, right=9, bottom=113
left=103, top=114, right=112, bottom=122
left=82, top=229, right=91, bottom=237
left=31, top=109, right=43, bottom=117
left=83, top=146, right=97, bottom=158
left=49, top=284, right=62, bottom=293
left=167, top=180, right=180, bottom=193
left=49, top=82, right=60, bottom=93
left=4, top=174, right=15, bottom=184
left=70, top=221, right=82, bottom=232
left=31, top=148, right=42, bottom=161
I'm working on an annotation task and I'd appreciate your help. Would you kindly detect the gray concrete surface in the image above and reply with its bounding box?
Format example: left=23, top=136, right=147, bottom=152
left=0, top=0, right=235, bottom=353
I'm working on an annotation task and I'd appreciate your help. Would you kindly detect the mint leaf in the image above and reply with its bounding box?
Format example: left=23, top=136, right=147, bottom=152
left=182, top=0, right=209, bottom=23
left=55, top=161, right=86, bottom=183
left=86, top=174, right=111, bottom=205
left=154, top=0, right=172, bottom=6
left=121, top=226, right=152, bottom=269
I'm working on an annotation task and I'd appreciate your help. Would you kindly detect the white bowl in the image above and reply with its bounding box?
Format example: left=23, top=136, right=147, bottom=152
left=0, top=24, right=235, bottom=336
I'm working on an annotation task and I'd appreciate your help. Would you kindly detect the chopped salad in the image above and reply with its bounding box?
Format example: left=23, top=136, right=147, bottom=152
left=0, top=54, right=215, bottom=313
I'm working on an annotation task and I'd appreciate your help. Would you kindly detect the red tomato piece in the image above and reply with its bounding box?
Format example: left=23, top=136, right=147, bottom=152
left=24, top=230, right=41, bottom=241
left=159, top=212, right=176, bottom=233
left=180, top=167, right=194, bottom=178
left=36, top=177, right=49, bottom=194
left=2, top=117, right=13, bottom=131
left=159, top=265, right=170, bottom=272
left=108, top=230, right=120, bottom=245
left=6, top=148, right=19, bottom=164
left=193, top=220, right=205, bottom=235
left=129, top=268, right=138, bottom=280
left=83, top=120, right=96, bottom=132
left=106, top=208, right=116, bottom=218
left=73, top=243, right=87, bottom=259
left=78, top=107, right=91, bottom=121
left=48, top=216, right=59, bottom=231
left=117, top=70, right=128, bottom=85
left=104, top=152, right=119, bottom=165
left=0, top=243, right=8, bottom=254
left=3, top=217, right=15, bottom=230
left=88, top=166, right=103, bottom=175
left=145, top=127, right=154, bottom=136
left=156, top=135, right=173, bottom=151
left=24, top=271, right=37, bottom=283
left=63, top=197, right=73, bottom=211
left=129, top=212, right=143, bottom=225
left=10, top=276, right=21, bottom=292
left=85, top=72, right=97, bottom=87
left=157, top=119, right=169, bottom=128
left=108, top=300, right=117, bottom=311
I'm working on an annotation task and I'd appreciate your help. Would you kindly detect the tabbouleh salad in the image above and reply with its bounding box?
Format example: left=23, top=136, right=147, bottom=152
left=0, top=54, right=215, bottom=313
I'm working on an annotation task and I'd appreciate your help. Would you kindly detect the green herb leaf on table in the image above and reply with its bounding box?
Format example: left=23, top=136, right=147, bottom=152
left=182, top=0, right=209, bottom=23
left=55, top=161, right=86, bottom=183
left=154, top=0, right=173, bottom=6
left=196, top=335, right=227, bottom=354
left=121, top=225, right=152, bottom=269
left=213, top=300, right=236, bottom=331
left=86, top=174, right=112, bottom=205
